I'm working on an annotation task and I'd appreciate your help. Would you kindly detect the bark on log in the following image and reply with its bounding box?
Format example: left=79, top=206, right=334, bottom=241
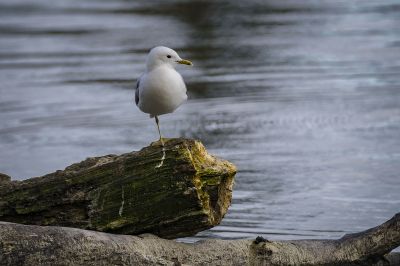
left=0, top=138, right=236, bottom=239
left=0, top=213, right=399, bottom=266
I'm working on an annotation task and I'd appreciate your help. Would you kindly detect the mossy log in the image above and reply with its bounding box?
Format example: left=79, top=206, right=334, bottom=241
left=0, top=138, right=236, bottom=239
left=0, top=213, right=399, bottom=265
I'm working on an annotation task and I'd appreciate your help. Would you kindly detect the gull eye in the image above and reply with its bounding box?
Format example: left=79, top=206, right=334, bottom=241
left=167, top=55, right=171, bottom=58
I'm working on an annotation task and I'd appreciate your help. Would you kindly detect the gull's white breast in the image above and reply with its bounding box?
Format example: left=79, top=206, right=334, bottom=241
left=138, top=66, right=188, bottom=116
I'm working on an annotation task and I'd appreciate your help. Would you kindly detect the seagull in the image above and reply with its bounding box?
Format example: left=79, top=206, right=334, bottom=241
left=135, top=46, right=192, bottom=145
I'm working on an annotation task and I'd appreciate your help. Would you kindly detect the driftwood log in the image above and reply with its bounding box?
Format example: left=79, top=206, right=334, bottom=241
left=1, top=138, right=399, bottom=265
left=0, top=138, right=236, bottom=239
left=0, top=213, right=399, bottom=265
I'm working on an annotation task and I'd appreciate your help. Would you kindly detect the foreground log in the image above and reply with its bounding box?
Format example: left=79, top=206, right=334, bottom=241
left=0, top=213, right=399, bottom=265
left=250, top=212, right=400, bottom=265
left=0, top=138, right=236, bottom=239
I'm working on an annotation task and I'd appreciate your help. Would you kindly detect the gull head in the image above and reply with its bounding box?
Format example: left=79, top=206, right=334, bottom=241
left=146, top=46, right=193, bottom=70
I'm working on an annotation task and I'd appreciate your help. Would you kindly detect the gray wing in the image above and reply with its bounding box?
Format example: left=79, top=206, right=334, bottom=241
left=135, top=76, right=141, bottom=106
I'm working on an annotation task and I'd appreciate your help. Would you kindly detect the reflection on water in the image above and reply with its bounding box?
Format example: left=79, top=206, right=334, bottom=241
left=1, top=0, right=400, bottom=242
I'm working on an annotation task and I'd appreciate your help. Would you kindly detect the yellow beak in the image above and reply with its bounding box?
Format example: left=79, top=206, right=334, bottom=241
left=177, top=59, right=193, bottom=66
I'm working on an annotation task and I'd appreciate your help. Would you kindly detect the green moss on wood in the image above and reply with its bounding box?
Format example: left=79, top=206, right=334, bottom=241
left=0, top=138, right=236, bottom=239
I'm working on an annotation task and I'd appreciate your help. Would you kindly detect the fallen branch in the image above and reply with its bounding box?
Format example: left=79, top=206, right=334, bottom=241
left=250, top=212, right=400, bottom=266
left=0, top=138, right=236, bottom=239
left=0, top=213, right=399, bottom=265
left=1, top=139, right=399, bottom=265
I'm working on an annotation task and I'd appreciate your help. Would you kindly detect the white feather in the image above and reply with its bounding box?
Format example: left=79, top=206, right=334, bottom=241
left=136, top=46, right=189, bottom=117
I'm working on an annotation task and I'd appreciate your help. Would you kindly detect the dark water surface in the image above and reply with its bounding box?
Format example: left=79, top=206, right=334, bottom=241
left=1, top=0, right=400, bottom=242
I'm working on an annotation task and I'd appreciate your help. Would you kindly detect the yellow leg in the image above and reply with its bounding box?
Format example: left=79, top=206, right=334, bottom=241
left=155, top=116, right=164, bottom=146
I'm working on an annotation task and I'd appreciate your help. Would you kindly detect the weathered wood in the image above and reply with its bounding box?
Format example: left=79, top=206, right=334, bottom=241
left=250, top=212, right=400, bottom=266
left=0, top=173, right=10, bottom=183
left=0, top=138, right=236, bottom=239
left=0, top=213, right=399, bottom=266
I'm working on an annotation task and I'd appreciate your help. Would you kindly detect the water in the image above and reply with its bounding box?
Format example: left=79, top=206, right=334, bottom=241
left=1, top=0, right=400, bottom=244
